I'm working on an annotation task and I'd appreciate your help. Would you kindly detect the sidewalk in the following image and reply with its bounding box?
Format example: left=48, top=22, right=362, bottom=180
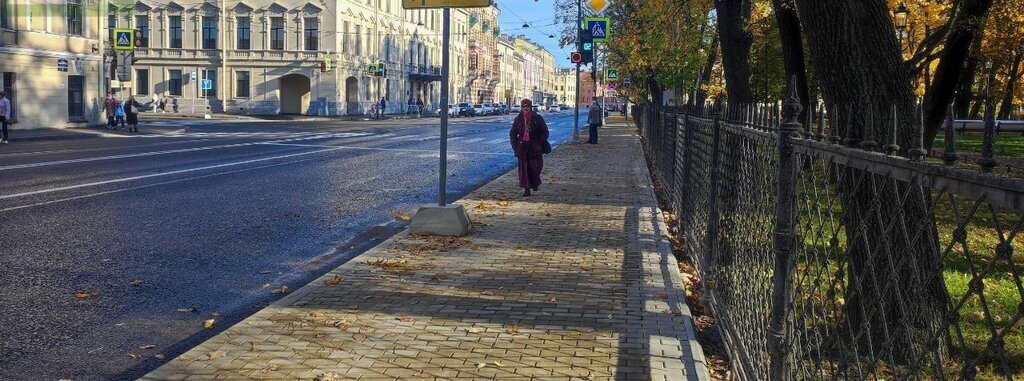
left=142, top=117, right=708, bottom=380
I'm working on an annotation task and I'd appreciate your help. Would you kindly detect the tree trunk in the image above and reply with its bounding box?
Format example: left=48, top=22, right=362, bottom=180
left=714, top=0, right=754, bottom=104
left=998, top=52, right=1022, bottom=120
left=696, top=35, right=720, bottom=106
left=792, top=0, right=947, bottom=370
left=922, top=0, right=995, bottom=149
left=954, top=38, right=983, bottom=119
left=771, top=0, right=809, bottom=123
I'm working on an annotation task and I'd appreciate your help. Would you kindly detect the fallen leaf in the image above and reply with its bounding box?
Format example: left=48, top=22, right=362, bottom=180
left=90, top=291, right=102, bottom=297
left=323, top=275, right=343, bottom=286
left=383, top=332, right=400, bottom=339
left=471, top=245, right=481, bottom=251
left=154, top=354, right=165, bottom=359
left=271, top=285, right=289, bottom=294
left=249, top=342, right=257, bottom=351
left=481, top=290, right=495, bottom=296
left=353, top=334, right=367, bottom=342
left=493, top=360, right=504, bottom=367
left=138, top=345, right=156, bottom=350
left=397, top=315, right=415, bottom=322
left=333, top=320, right=352, bottom=331
left=128, top=279, right=142, bottom=287
left=466, top=327, right=482, bottom=333
left=261, top=283, right=270, bottom=288
left=177, top=306, right=198, bottom=313
left=205, top=350, right=226, bottom=360
left=309, top=312, right=326, bottom=318
left=549, top=297, right=558, bottom=303
left=203, top=319, right=216, bottom=329
left=506, top=324, right=522, bottom=335
left=477, top=362, right=488, bottom=369
left=346, top=305, right=359, bottom=310
left=75, top=292, right=90, bottom=299
left=127, top=353, right=140, bottom=360
left=315, top=372, right=338, bottom=381
left=259, top=364, right=281, bottom=373
left=514, top=245, right=525, bottom=250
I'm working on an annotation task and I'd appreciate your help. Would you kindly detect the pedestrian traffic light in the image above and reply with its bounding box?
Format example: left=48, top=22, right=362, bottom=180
left=323, top=56, right=332, bottom=72
left=579, top=29, right=594, bottom=63
left=376, top=63, right=386, bottom=77
left=320, top=62, right=327, bottom=73
left=133, top=29, right=147, bottom=48
left=570, top=52, right=583, bottom=64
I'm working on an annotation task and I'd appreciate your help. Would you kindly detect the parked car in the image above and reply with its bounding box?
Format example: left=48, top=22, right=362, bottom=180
left=559, top=105, right=569, bottom=111
left=436, top=104, right=453, bottom=117
left=454, top=103, right=473, bottom=117
left=510, top=105, right=522, bottom=113
left=472, top=104, right=485, bottom=116
left=501, top=104, right=511, bottom=114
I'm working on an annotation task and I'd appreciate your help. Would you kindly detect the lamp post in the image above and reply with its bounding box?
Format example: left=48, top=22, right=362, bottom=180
left=894, top=2, right=909, bottom=53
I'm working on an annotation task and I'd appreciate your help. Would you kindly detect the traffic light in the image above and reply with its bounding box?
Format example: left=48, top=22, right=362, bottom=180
left=570, top=52, right=583, bottom=64
left=376, top=63, right=386, bottom=77
left=133, top=29, right=147, bottom=48
left=320, top=61, right=327, bottom=73
left=579, top=29, right=594, bottom=64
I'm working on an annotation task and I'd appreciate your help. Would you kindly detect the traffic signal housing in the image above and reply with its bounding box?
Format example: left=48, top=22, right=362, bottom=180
left=133, top=29, right=147, bottom=48
left=579, top=29, right=594, bottom=64
left=570, top=52, right=583, bottom=64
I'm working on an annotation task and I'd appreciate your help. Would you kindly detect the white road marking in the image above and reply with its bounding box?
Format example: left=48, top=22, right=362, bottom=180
left=0, top=132, right=369, bottom=172
left=259, top=142, right=513, bottom=156
left=0, top=147, right=344, bottom=200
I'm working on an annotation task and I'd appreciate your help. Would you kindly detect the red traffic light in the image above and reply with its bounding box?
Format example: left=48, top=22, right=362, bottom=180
left=570, top=52, right=583, bottom=63
left=320, top=62, right=326, bottom=73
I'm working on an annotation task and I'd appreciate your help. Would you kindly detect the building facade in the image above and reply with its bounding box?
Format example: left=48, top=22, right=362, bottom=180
left=0, top=0, right=106, bottom=129
left=465, top=3, right=498, bottom=104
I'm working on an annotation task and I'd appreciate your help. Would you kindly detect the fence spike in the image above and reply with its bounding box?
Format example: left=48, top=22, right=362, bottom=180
left=884, top=105, right=901, bottom=155
left=828, top=105, right=841, bottom=145
left=804, top=100, right=815, bottom=138
left=816, top=103, right=826, bottom=142
left=842, top=104, right=858, bottom=147
left=943, top=104, right=958, bottom=166
left=979, top=100, right=998, bottom=171
left=860, top=104, right=879, bottom=151
left=909, top=102, right=928, bottom=161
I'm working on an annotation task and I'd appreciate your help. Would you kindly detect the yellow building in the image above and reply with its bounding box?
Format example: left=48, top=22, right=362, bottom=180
left=1, top=0, right=106, bottom=129
left=494, top=35, right=521, bottom=108
left=554, top=68, right=577, bottom=106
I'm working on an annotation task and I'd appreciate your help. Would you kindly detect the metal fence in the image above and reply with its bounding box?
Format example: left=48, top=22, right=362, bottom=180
left=634, top=87, right=1024, bottom=380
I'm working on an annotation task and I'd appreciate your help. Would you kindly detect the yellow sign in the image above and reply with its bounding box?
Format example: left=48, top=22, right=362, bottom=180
left=113, top=28, right=135, bottom=50
left=402, top=0, right=491, bottom=9
left=587, top=0, right=610, bottom=13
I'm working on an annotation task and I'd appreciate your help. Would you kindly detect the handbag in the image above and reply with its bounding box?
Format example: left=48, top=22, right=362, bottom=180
left=542, top=140, right=552, bottom=154
left=130, top=104, right=138, bottom=114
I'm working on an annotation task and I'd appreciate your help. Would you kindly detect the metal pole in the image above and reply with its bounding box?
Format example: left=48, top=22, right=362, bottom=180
left=573, top=0, right=581, bottom=143
left=221, top=0, right=227, bottom=112
left=438, top=8, right=450, bottom=206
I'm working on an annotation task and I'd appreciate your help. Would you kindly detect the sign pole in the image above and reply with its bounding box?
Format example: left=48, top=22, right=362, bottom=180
left=439, top=7, right=450, bottom=206
left=573, top=0, right=581, bottom=144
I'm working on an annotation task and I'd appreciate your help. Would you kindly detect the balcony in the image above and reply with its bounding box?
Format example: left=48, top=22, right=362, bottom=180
left=135, top=48, right=322, bottom=62
left=407, top=64, right=441, bottom=82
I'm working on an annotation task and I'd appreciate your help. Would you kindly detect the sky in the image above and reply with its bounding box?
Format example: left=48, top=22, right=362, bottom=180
left=493, top=0, right=574, bottom=69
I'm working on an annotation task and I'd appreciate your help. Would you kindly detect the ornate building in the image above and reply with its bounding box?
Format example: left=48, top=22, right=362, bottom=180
left=465, top=3, right=498, bottom=104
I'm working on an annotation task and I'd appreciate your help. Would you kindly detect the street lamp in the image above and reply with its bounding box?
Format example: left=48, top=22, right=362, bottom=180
left=894, top=2, right=909, bottom=51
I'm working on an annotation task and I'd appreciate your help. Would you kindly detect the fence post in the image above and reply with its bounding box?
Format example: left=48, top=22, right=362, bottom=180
left=704, top=103, right=724, bottom=272
left=768, top=79, right=803, bottom=380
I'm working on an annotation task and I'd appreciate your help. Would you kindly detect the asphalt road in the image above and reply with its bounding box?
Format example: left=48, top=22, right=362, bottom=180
left=0, top=111, right=580, bottom=381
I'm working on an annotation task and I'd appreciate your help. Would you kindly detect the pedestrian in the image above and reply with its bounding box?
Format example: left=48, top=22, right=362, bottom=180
left=151, top=92, right=160, bottom=113
left=102, top=91, right=119, bottom=129
left=509, top=99, right=549, bottom=196
left=378, top=97, right=387, bottom=119
left=0, top=90, right=10, bottom=144
left=587, top=101, right=603, bottom=144
left=126, top=95, right=144, bottom=133
left=416, top=98, right=424, bottom=115
left=114, top=97, right=127, bottom=130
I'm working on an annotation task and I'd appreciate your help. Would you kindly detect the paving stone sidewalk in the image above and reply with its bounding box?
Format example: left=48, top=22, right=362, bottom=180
left=143, top=117, right=709, bottom=380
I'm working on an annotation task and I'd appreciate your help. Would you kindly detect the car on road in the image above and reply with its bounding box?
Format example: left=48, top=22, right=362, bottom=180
left=547, top=105, right=559, bottom=113
left=560, top=105, right=569, bottom=111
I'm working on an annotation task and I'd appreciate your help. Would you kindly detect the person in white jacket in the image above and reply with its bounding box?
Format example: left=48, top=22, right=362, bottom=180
left=0, top=91, right=11, bottom=144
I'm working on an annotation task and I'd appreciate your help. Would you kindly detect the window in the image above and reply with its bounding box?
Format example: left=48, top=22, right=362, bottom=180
left=169, top=16, right=182, bottom=48
left=202, top=16, right=216, bottom=49
left=355, top=25, right=361, bottom=56
left=342, top=21, right=349, bottom=53
left=68, top=76, right=85, bottom=121
left=66, top=0, right=83, bottom=36
left=135, top=69, right=149, bottom=95
left=235, top=71, right=249, bottom=98
left=202, top=69, right=216, bottom=95
left=303, top=17, right=318, bottom=51
left=236, top=17, right=250, bottom=50
left=168, top=70, right=182, bottom=96
left=107, top=12, right=117, bottom=39
left=270, top=17, right=284, bottom=50
left=135, top=16, right=149, bottom=44
left=0, top=0, right=9, bottom=29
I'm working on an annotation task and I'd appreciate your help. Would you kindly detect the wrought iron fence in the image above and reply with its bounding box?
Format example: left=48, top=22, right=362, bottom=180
left=633, top=87, right=1024, bottom=380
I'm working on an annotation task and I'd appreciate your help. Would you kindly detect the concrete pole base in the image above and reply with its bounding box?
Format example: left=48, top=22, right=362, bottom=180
left=408, top=204, right=472, bottom=236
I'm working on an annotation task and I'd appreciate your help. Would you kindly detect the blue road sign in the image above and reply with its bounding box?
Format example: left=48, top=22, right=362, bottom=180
left=585, top=17, right=610, bottom=42
left=201, top=79, right=213, bottom=90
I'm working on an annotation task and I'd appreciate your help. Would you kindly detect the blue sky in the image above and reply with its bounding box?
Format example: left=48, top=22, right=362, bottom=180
left=494, top=0, right=573, bottom=69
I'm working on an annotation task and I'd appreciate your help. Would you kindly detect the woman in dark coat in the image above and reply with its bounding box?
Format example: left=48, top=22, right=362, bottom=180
left=509, top=99, right=549, bottom=196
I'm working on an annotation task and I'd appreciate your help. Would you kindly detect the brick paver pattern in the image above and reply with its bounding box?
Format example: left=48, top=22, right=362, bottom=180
left=143, top=118, right=709, bottom=380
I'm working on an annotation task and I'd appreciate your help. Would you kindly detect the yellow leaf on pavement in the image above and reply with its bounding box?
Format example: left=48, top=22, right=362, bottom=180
left=203, top=319, right=216, bottom=329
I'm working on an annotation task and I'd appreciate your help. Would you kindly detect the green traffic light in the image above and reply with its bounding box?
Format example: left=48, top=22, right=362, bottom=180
left=583, top=42, right=593, bottom=51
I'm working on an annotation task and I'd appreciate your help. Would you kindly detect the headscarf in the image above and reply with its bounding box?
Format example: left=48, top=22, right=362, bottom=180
left=520, top=99, right=533, bottom=141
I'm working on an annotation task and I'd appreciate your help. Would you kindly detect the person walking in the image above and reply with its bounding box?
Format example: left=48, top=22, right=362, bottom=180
left=103, top=91, right=119, bottom=129
left=126, top=95, right=144, bottom=133
left=378, top=97, right=387, bottom=119
left=114, top=97, right=127, bottom=130
left=0, top=90, right=10, bottom=144
left=587, top=101, right=603, bottom=144
left=151, top=93, right=160, bottom=113
left=510, top=99, right=549, bottom=196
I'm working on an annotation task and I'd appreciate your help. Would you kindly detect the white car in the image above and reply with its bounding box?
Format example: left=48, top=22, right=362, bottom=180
left=472, top=104, right=484, bottom=116
left=481, top=103, right=496, bottom=115
left=510, top=105, right=522, bottom=113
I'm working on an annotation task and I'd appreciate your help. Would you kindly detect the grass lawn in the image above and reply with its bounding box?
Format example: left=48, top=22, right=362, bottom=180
left=933, top=133, right=1024, bottom=159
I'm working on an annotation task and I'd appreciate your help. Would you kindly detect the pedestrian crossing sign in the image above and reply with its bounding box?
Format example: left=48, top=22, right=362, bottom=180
left=605, top=68, right=619, bottom=81
left=114, top=28, right=135, bottom=50
left=585, top=17, right=610, bottom=42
